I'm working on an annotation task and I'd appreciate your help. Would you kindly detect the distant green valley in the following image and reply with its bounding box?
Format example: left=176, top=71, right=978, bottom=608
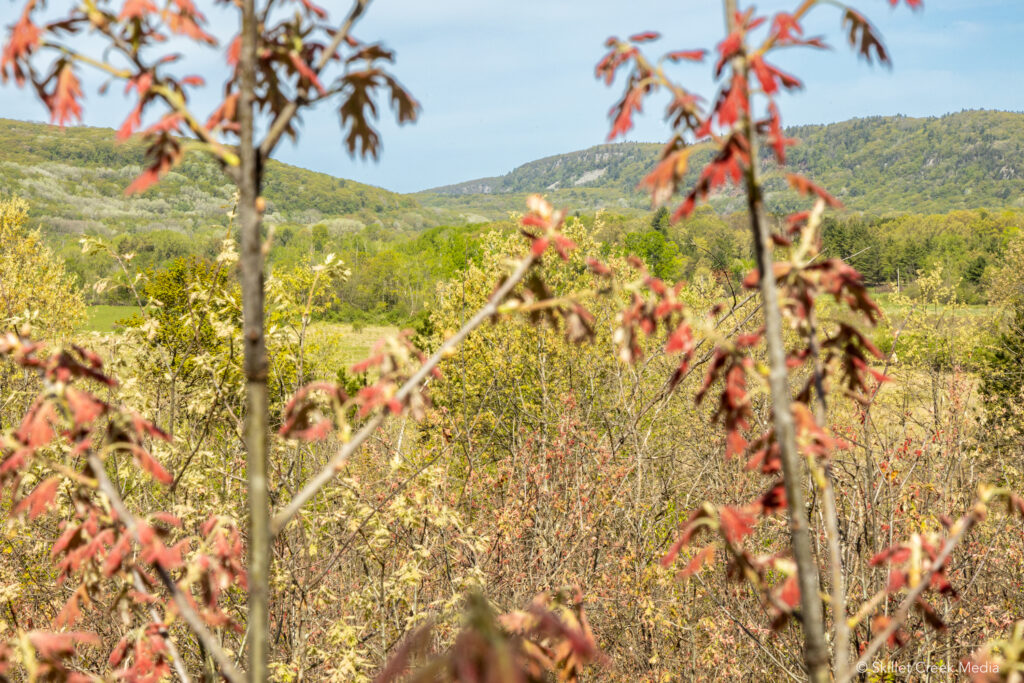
left=1, top=110, right=1023, bottom=326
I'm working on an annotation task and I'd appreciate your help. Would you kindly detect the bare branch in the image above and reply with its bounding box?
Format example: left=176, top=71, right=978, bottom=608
left=88, top=454, right=248, bottom=683
left=270, top=250, right=539, bottom=536
left=841, top=509, right=982, bottom=683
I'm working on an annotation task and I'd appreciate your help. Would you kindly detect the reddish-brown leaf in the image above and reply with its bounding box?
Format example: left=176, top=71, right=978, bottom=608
left=714, top=31, right=742, bottom=77
left=608, top=83, right=646, bottom=141
left=629, top=31, right=660, bottom=43
left=758, top=482, right=786, bottom=514
left=719, top=506, right=756, bottom=544
left=18, top=400, right=57, bottom=448
left=289, top=52, right=326, bottom=95
left=118, top=0, right=158, bottom=21
left=109, top=637, right=130, bottom=667
left=842, top=9, right=890, bottom=66
left=665, top=49, right=706, bottom=62
left=779, top=575, right=800, bottom=608
left=786, top=173, right=843, bottom=208
left=665, top=322, right=693, bottom=354
left=0, top=5, right=41, bottom=84
left=55, top=585, right=88, bottom=628
left=65, top=387, right=106, bottom=426
left=27, top=631, right=99, bottom=659
left=725, top=429, right=747, bottom=458
left=163, top=0, right=217, bottom=45
left=14, top=477, right=60, bottom=519
left=48, top=64, right=83, bottom=127
left=129, top=445, right=173, bottom=485
left=680, top=545, right=715, bottom=578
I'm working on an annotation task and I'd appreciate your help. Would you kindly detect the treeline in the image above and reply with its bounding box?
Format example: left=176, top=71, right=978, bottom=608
left=603, top=206, right=1021, bottom=305
left=820, top=208, right=1020, bottom=302
left=74, top=205, right=1022, bottom=325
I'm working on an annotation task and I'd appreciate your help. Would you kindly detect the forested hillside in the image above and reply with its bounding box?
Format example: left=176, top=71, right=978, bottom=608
left=4, top=114, right=1022, bottom=322
left=0, top=118, right=459, bottom=238
left=423, top=110, right=1024, bottom=215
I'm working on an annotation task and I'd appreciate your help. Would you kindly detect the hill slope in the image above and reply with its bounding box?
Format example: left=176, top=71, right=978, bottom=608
left=0, top=118, right=457, bottom=238
left=423, top=110, right=1024, bottom=215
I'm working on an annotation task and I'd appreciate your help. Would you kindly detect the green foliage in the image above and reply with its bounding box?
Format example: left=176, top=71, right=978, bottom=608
left=0, top=195, right=85, bottom=338
left=821, top=208, right=1022, bottom=303
left=0, top=118, right=470, bottom=304
left=981, top=302, right=1024, bottom=417
left=424, top=110, right=1024, bottom=216
left=7, top=114, right=1024, bottom=327
left=980, top=231, right=1024, bottom=422
left=623, top=229, right=683, bottom=280
left=120, top=256, right=232, bottom=377
left=0, top=118, right=444, bottom=236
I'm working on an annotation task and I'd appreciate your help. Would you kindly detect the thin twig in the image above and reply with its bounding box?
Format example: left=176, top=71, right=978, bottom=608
left=841, top=508, right=981, bottom=683
left=259, top=0, right=371, bottom=160
left=88, top=453, right=247, bottom=683
left=270, top=251, right=539, bottom=536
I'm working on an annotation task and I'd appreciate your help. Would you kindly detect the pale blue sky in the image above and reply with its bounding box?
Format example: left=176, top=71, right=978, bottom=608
left=2, top=0, right=1023, bottom=192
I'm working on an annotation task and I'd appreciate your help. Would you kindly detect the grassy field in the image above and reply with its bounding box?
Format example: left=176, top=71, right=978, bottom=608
left=82, top=308, right=398, bottom=371
left=308, top=322, right=401, bottom=369
left=871, top=292, right=996, bottom=320
left=83, top=305, right=139, bottom=332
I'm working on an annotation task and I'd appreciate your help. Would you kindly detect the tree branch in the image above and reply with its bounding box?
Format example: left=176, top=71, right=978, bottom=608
left=88, top=453, right=247, bottom=683
left=840, top=508, right=981, bottom=683
left=724, top=0, right=829, bottom=679
left=258, top=0, right=371, bottom=160
left=270, top=250, right=539, bottom=537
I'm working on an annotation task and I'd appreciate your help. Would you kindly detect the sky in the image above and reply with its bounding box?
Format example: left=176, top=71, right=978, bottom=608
left=2, top=0, right=1023, bottom=193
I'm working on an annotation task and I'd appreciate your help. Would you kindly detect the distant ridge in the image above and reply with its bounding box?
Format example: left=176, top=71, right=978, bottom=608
left=0, top=118, right=455, bottom=238
left=426, top=142, right=660, bottom=196
left=423, top=111, right=1024, bottom=215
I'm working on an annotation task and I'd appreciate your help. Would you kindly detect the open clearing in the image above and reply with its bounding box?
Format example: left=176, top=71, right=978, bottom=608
left=83, top=307, right=398, bottom=370
left=83, top=305, right=139, bottom=332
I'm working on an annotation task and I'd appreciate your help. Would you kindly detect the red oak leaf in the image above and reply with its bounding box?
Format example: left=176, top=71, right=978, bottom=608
left=719, top=505, right=756, bottom=544
left=758, top=482, right=787, bottom=514
left=0, top=4, right=41, bottom=84
left=27, top=631, right=99, bottom=659
left=118, top=0, right=158, bottom=21
left=715, top=31, right=742, bottom=77
left=629, top=31, right=660, bottom=43
left=679, top=545, right=715, bottom=578
left=65, top=387, right=107, bottom=426
left=226, top=35, right=241, bottom=65
left=290, top=52, right=326, bottom=95
left=779, top=575, right=800, bottom=608
left=163, top=0, right=216, bottom=45
left=48, top=64, right=83, bottom=127
left=666, top=49, right=706, bottom=62
left=14, top=477, right=61, bottom=519
left=771, top=12, right=802, bottom=41
left=129, top=445, right=173, bottom=485
left=607, top=83, right=646, bottom=140
left=786, top=173, right=843, bottom=208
